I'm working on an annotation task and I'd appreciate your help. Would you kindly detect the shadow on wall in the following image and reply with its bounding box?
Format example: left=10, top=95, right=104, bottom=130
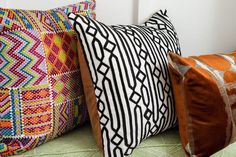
left=96, top=0, right=139, bottom=25
left=2, top=0, right=236, bottom=54
left=213, top=0, right=236, bottom=53
left=132, top=0, right=139, bottom=24
left=0, top=1, right=7, bottom=7
left=138, top=0, right=236, bottom=55
left=3, top=0, right=138, bottom=25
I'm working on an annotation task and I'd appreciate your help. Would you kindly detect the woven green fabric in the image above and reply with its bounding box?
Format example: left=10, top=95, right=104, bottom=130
left=16, top=125, right=236, bottom=157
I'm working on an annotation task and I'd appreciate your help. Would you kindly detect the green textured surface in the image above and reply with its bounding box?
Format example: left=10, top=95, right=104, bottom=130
left=15, top=124, right=236, bottom=157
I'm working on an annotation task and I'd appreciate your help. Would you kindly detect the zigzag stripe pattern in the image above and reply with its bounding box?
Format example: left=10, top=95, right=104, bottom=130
left=59, top=1, right=96, bottom=19
left=0, top=41, right=11, bottom=86
left=0, top=0, right=96, bottom=156
left=57, top=100, right=79, bottom=136
left=0, top=0, right=96, bottom=33
left=32, top=11, right=55, bottom=32
left=25, top=31, right=48, bottom=85
left=0, top=29, right=48, bottom=88
left=1, top=137, right=42, bottom=156
left=58, top=102, right=70, bottom=135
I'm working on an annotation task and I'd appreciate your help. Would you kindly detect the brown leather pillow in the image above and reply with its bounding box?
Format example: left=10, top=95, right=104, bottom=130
left=168, top=51, right=236, bottom=156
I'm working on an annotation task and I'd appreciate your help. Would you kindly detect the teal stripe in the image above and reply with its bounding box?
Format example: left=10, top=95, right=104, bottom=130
left=10, top=88, right=23, bottom=136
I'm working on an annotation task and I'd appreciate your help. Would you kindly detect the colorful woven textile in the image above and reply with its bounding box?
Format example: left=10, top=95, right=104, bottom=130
left=0, top=1, right=96, bottom=156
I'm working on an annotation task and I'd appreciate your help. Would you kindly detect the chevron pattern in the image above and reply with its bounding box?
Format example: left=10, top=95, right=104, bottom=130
left=0, top=136, right=49, bottom=157
left=52, top=97, right=86, bottom=137
left=0, top=0, right=96, bottom=156
left=58, top=102, right=73, bottom=135
left=0, top=29, right=48, bottom=88
left=32, top=11, right=55, bottom=32
left=30, top=10, right=71, bottom=32
left=0, top=1, right=96, bottom=33
left=57, top=99, right=83, bottom=136
left=62, top=0, right=96, bottom=19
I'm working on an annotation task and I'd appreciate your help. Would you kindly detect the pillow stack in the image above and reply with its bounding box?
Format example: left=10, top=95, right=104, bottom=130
left=2, top=2, right=215, bottom=156
left=0, top=1, right=95, bottom=156
left=68, top=10, right=181, bottom=157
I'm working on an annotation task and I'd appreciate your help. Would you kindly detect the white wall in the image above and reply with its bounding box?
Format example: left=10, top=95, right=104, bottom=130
left=96, top=0, right=138, bottom=25
left=0, top=1, right=79, bottom=9
left=0, top=1, right=6, bottom=7
left=0, top=0, right=236, bottom=56
left=139, top=0, right=236, bottom=56
left=0, top=0, right=136, bottom=24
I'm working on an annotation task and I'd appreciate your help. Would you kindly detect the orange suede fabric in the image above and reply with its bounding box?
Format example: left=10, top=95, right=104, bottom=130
left=168, top=65, right=189, bottom=155
left=78, top=43, right=103, bottom=151
left=168, top=51, right=236, bottom=156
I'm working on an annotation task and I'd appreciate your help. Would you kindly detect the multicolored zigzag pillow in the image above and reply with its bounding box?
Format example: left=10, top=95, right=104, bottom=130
left=0, top=1, right=95, bottom=156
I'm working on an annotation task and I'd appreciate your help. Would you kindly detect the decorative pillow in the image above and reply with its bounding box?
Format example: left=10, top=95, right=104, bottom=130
left=144, top=10, right=181, bottom=53
left=68, top=10, right=181, bottom=157
left=168, top=51, right=236, bottom=156
left=0, top=1, right=95, bottom=156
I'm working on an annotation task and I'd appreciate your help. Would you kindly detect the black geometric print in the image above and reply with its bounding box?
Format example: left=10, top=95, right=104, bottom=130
left=68, top=10, right=181, bottom=157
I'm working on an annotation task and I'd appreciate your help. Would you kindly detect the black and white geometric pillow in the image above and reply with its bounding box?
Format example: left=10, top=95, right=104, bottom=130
left=144, top=10, right=181, bottom=55
left=68, top=10, right=181, bottom=157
